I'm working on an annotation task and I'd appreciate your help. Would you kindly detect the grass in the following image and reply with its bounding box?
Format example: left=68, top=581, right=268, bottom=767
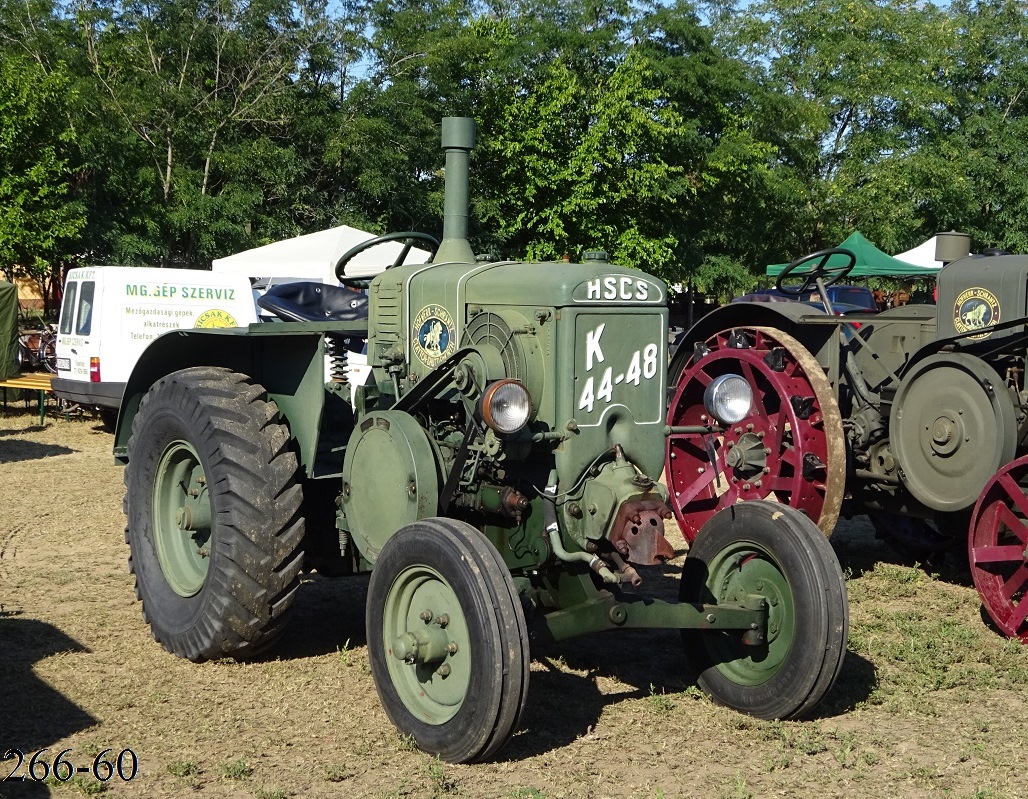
left=428, top=757, right=458, bottom=797
left=337, top=638, right=353, bottom=666
left=646, top=683, right=675, bottom=716
left=220, top=758, right=254, bottom=780
left=255, top=789, right=289, bottom=799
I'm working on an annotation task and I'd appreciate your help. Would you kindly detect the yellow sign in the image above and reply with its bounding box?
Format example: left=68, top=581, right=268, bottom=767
left=195, top=309, right=239, bottom=328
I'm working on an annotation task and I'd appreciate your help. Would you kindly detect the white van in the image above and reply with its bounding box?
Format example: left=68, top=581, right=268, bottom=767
left=52, top=266, right=258, bottom=412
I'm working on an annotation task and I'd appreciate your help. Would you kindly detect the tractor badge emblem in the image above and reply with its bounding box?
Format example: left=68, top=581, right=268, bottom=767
left=412, top=304, right=456, bottom=367
left=953, top=287, right=1000, bottom=339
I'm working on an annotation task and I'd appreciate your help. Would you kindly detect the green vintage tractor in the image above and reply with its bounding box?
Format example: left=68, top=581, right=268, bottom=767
left=115, top=118, right=848, bottom=763
left=666, top=240, right=1028, bottom=642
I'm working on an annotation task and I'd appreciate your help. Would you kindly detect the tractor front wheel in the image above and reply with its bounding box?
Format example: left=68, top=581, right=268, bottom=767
left=680, top=501, right=848, bottom=719
left=124, top=367, right=305, bottom=661
left=366, top=518, right=529, bottom=763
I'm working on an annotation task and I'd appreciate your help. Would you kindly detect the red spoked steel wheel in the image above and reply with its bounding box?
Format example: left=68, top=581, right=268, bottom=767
left=665, top=326, right=845, bottom=541
left=969, top=455, right=1028, bottom=641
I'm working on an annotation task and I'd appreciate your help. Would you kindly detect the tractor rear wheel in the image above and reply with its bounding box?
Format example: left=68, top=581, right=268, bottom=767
left=124, top=367, right=305, bottom=661
left=680, top=501, right=848, bottom=719
left=666, top=326, right=844, bottom=540
left=969, top=455, right=1028, bottom=641
left=366, top=518, right=529, bottom=763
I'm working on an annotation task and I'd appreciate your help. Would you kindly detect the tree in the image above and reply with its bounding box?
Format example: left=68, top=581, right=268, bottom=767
left=479, top=49, right=685, bottom=277
left=0, top=54, right=85, bottom=312
left=75, top=0, right=321, bottom=266
left=921, top=0, right=1028, bottom=252
left=725, top=0, right=958, bottom=255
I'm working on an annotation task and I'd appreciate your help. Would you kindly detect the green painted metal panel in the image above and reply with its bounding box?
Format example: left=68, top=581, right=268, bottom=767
left=114, top=325, right=329, bottom=476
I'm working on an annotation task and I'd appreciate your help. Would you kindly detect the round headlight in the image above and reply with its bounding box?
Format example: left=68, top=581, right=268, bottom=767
left=703, top=374, right=753, bottom=426
left=480, top=379, right=532, bottom=434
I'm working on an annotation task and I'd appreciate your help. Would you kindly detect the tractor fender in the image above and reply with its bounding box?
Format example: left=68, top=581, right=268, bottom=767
left=114, top=325, right=326, bottom=475
left=670, top=302, right=833, bottom=385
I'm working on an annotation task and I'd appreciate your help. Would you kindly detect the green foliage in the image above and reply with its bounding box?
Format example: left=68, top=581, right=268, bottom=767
left=220, top=758, right=254, bottom=780
left=689, top=255, right=754, bottom=302
left=480, top=48, right=685, bottom=278
left=0, top=53, right=85, bottom=297
left=167, top=760, right=200, bottom=777
left=2, top=0, right=1028, bottom=274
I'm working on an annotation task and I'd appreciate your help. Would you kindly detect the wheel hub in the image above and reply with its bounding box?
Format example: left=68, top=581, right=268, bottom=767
left=929, top=414, right=963, bottom=456
left=152, top=441, right=212, bottom=597
left=392, top=615, right=454, bottom=665
left=725, top=431, right=768, bottom=476
left=383, top=567, right=471, bottom=719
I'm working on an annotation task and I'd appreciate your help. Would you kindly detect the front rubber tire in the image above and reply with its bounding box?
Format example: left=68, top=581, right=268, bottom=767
left=125, top=367, right=305, bottom=661
left=680, top=501, right=848, bottom=719
left=366, top=518, right=529, bottom=763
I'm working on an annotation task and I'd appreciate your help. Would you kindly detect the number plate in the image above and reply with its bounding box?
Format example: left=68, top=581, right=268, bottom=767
left=56, top=357, right=71, bottom=371
left=574, top=314, right=666, bottom=425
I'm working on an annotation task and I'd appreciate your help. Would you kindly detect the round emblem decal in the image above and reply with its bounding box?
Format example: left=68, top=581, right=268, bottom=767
left=953, top=287, right=1000, bottom=340
left=412, top=304, right=456, bottom=367
left=195, top=308, right=238, bottom=328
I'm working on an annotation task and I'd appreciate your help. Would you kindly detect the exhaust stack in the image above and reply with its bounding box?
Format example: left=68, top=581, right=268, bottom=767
left=435, top=117, right=477, bottom=264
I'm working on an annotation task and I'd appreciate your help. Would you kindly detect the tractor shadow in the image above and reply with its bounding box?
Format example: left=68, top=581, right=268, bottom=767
left=267, top=573, right=370, bottom=660
left=831, top=514, right=973, bottom=587
left=0, top=613, right=98, bottom=798
left=266, top=543, right=880, bottom=761
left=501, top=558, right=876, bottom=761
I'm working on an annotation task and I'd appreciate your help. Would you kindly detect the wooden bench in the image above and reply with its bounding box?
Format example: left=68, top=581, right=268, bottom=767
left=0, top=372, right=55, bottom=425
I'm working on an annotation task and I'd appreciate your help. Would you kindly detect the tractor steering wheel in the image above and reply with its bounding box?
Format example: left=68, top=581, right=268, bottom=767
left=775, top=248, right=857, bottom=296
left=333, top=231, right=440, bottom=288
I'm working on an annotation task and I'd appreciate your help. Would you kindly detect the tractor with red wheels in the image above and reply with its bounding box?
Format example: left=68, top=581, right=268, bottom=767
left=666, top=242, right=1028, bottom=641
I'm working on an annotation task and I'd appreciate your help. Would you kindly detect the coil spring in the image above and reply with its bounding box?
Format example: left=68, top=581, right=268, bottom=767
left=326, top=334, right=349, bottom=383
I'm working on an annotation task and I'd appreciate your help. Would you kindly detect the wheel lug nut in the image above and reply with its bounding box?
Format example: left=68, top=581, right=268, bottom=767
left=419, top=610, right=433, bottom=622
left=436, top=664, right=451, bottom=677
left=437, top=614, right=449, bottom=628
left=447, top=641, right=458, bottom=655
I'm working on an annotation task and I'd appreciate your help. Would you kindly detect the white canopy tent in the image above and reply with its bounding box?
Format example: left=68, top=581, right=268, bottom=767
left=894, top=236, right=945, bottom=272
left=211, top=225, right=433, bottom=284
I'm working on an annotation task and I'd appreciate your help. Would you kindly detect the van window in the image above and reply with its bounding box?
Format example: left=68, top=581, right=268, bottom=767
left=59, top=281, right=78, bottom=335
left=76, top=281, right=95, bottom=335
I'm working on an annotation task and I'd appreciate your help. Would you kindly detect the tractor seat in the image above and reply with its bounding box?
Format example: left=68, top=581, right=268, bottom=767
left=257, top=282, right=369, bottom=330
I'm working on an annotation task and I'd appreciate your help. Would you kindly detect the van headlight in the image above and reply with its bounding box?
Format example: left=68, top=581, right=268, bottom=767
left=480, top=379, right=532, bottom=434
left=703, top=374, right=752, bottom=426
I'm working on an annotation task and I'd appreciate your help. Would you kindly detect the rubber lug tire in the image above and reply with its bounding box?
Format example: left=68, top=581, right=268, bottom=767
left=366, top=518, right=529, bottom=764
left=680, top=500, right=848, bottom=719
left=124, top=367, right=305, bottom=661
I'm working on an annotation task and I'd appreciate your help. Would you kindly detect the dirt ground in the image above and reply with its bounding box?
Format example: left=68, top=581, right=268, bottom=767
left=2, top=407, right=1027, bottom=799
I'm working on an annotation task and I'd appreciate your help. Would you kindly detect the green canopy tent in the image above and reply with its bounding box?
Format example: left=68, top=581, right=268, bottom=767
left=0, top=280, right=18, bottom=379
left=766, top=231, right=938, bottom=278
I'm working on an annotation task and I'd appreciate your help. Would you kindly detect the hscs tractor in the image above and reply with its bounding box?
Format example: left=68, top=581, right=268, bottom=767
left=115, top=118, right=848, bottom=763
left=666, top=239, right=1028, bottom=643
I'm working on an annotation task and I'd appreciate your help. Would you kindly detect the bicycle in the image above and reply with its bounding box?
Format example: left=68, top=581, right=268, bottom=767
left=16, top=322, right=57, bottom=373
